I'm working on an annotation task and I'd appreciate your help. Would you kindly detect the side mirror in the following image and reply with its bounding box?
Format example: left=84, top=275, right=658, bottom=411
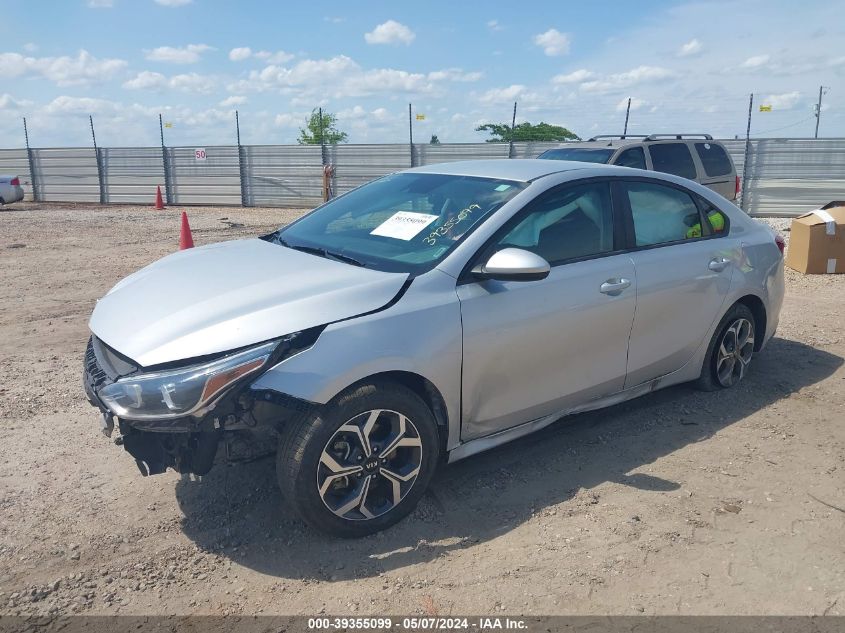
left=473, top=248, right=551, bottom=282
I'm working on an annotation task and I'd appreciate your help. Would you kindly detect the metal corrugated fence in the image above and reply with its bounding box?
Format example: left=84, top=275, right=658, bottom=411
left=243, top=144, right=323, bottom=207
left=4, top=139, right=844, bottom=215
left=100, top=147, right=164, bottom=204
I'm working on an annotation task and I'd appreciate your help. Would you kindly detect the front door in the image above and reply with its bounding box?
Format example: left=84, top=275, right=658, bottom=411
left=457, top=180, right=637, bottom=441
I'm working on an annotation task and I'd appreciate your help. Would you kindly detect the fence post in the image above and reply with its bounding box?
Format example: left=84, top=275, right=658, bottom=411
left=236, top=110, right=247, bottom=207
left=159, top=113, right=172, bottom=205
left=740, top=93, right=753, bottom=213
left=508, top=101, right=517, bottom=158
left=408, top=103, right=415, bottom=167
left=90, top=115, right=106, bottom=204
left=22, top=117, right=38, bottom=202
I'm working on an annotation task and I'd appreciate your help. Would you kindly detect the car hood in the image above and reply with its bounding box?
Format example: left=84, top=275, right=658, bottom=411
left=89, top=238, right=409, bottom=367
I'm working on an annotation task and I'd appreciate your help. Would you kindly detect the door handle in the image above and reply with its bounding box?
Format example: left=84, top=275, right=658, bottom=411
left=708, top=257, right=731, bottom=272
left=600, top=278, right=631, bottom=295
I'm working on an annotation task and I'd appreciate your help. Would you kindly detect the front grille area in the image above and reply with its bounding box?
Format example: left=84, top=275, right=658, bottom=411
left=84, top=336, right=113, bottom=393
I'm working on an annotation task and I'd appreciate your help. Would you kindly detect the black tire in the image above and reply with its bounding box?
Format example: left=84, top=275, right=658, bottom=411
left=695, top=303, right=756, bottom=391
left=276, top=380, right=440, bottom=537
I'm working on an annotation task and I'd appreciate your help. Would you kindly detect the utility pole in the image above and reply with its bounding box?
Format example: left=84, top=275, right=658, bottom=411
left=740, top=93, right=753, bottom=213
left=508, top=101, right=518, bottom=158
left=623, top=97, right=632, bottom=137
left=814, top=85, right=827, bottom=138
left=90, top=115, right=105, bottom=204
left=408, top=103, right=414, bottom=167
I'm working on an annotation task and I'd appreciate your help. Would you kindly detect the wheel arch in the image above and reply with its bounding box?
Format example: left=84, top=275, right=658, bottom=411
left=339, top=371, right=450, bottom=452
left=734, top=294, right=767, bottom=351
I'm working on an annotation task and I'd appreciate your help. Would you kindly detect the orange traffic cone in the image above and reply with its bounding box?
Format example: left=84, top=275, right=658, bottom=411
left=154, top=185, right=165, bottom=210
left=179, top=212, right=194, bottom=250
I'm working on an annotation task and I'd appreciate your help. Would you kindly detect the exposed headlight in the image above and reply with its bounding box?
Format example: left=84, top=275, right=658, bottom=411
left=98, top=339, right=279, bottom=420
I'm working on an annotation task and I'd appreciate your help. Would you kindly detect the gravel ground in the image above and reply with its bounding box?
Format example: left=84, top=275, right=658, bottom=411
left=0, top=203, right=843, bottom=617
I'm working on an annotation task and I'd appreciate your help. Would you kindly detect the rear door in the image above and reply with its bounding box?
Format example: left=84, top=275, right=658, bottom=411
left=692, top=141, right=737, bottom=200
left=620, top=178, right=735, bottom=388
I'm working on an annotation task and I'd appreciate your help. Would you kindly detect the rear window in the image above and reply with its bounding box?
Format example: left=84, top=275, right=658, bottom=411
left=538, top=148, right=614, bottom=164
left=694, top=142, right=733, bottom=177
left=648, top=143, right=697, bottom=180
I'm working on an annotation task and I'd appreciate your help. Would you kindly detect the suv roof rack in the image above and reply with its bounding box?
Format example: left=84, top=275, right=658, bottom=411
left=644, top=134, right=713, bottom=141
left=586, top=134, right=648, bottom=141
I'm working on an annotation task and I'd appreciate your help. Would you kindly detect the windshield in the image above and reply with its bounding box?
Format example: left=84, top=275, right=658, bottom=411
left=538, top=148, right=614, bottom=164
left=272, top=173, right=527, bottom=273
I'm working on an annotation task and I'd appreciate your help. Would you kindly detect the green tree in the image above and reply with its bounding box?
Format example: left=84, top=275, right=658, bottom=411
left=429, top=134, right=441, bottom=144
left=297, top=108, right=349, bottom=145
left=475, top=121, right=579, bottom=143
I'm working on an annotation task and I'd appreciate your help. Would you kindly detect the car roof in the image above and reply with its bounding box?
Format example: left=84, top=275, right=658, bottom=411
left=404, top=159, right=591, bottom=182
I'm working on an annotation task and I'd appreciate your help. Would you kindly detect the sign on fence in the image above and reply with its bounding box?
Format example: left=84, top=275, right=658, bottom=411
left=194, top=148, right=207, bottom=161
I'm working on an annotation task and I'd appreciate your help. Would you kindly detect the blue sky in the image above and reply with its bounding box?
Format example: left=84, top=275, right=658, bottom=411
left=1, top=0, right=843, bottom=147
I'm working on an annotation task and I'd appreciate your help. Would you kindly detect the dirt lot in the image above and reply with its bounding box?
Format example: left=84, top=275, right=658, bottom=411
left=0, top=203, right=843, bottom=617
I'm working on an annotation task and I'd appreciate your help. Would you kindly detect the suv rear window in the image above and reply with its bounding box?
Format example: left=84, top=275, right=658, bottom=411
left=694, top=142, right=733, bottom=177
left=648, top=143, right=697, bottom=180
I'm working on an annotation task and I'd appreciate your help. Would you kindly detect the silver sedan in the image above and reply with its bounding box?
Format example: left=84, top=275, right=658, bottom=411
left=84, top=160, right=785, bottom=537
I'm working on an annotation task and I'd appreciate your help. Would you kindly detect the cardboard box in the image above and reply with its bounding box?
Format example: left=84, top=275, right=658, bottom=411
left=784, top=202, right=845, bottom=274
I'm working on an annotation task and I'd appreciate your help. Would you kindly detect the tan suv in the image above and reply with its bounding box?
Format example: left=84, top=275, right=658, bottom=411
left=538, top=134, right=739, bottom=201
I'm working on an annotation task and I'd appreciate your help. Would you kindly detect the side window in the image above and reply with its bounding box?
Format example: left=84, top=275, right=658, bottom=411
left=694, top=142, right=733, bottom=177
left=647, top=143, right=697, bottom=180
left=626, top=181, right=704, bottom=246
left=698, top=199, right=729, bottom=236
left=613, top=147, right=646, bottom=169
left=495, top=182, right=615, bottom=264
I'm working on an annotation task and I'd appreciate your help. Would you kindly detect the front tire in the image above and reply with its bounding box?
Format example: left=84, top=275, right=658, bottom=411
left=695, top=303, right=756, bottom=391
left=276, top=380, right=440, bottom=537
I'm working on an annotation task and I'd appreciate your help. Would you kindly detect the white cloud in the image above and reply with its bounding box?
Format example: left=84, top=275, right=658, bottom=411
left=427, top=68, right=483, bottom=82
left=122, top=71, right=167, bottom=90
left=479, top=84, right=525, bottom=104
left=580, top=65, right=674, bottom=94
left=274, top=113, right=301, bottom=128
left=552, top=69, right=594, bottom=84
left=145, top=44, right=212, bottom=64
left=615, top=97, right=647, bottom=112
left=742, top=54, right=770, bottom=68
left=364, top=20, right=415, bottom=45
left=169, top=73, right=216, bottom=94
left=44, top=95, right=121, bottom=115
left=324, top=16, right=345, bottom=24
left=0, top=50, right=127, bottom=86
left=254, top=50, right=295, bottom=64
left=487, top=20, right=503, bottom=32
left=122, top=70, right=216, bottom=93
left=677, top=38, right=702, bottom=57
left=23, top=43, right=38, bottom=52
left=229, top=47, right=252, bottom=62
left=533, top=29, right=570, bottom=56
left=154, top=0, right=192, bottom=6
left=228, top=55, right=448, bottom=98
left=87, top=0, right=113, bottom=8
left=219, top=95, right=247, bottom=107
left=0, top=93, right=33, bottom=110
left=763, top=91, right=802, bottom=110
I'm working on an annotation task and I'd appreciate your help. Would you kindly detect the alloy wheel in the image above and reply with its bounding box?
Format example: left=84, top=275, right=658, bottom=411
left=317, top=409, right=423, bottom=521
left=716, top=318, right=754, bottom=387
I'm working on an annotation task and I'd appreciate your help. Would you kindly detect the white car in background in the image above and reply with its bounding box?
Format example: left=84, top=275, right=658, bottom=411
left=0, top=175, right=25, bottom=205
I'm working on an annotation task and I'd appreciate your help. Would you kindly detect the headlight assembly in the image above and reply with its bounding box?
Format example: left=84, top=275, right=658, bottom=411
left=98, top=339, right=280, bottom=420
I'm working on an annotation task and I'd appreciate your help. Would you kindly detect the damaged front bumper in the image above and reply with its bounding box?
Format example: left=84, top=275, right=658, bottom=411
left=83, top=336, right=316, bottom=477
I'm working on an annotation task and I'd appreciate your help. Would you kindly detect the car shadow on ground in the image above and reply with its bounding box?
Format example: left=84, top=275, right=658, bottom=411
left=174, top=337, right=841, bottom=581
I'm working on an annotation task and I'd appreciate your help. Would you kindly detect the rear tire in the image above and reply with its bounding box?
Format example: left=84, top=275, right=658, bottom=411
left=695, top=303, right=756, bottom=391
left=276, top=380, right=440, bottom=537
